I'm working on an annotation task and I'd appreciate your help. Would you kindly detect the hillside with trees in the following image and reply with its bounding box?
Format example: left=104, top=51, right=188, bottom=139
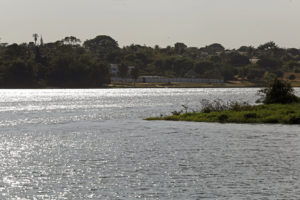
left=0, top=35, right=300, bottom=88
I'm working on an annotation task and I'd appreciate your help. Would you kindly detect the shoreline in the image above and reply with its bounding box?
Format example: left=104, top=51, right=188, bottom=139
left=146, top=103, right=300, bottom=125
left=0, top=81, right=300, bottom=89
left=108, top=81, right=300, bottom=88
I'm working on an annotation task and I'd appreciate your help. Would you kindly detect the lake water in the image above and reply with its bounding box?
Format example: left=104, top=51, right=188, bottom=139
left=0, top=88, right=299, bottom=200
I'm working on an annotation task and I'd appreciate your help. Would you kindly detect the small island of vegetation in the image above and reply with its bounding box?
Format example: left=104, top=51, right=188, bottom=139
left=147, top=79, right=300, bottom=124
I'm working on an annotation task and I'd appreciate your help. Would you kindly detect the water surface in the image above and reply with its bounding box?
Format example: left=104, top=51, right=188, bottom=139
left=0, top=88, right=299, bottom=199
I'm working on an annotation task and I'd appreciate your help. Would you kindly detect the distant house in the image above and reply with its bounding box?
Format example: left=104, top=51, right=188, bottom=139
left=110, top=64, right=137, bottom=77
left=249, top=57, right=260, bottom=64
left=110, top=64, right=119, bottom=76
left=225, top=50, right=235, bottom=54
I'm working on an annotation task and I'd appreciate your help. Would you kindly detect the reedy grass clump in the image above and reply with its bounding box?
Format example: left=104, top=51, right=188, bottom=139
left=200, top=99, right=253, bottom=113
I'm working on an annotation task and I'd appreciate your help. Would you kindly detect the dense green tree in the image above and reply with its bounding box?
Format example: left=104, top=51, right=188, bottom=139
left=0, top=35, right=299, bottom=88
left=1, top=59, right=37, bottom=87
left=203, top=43, right=225, bottom=54
left=259, top=78, right=299, bottom=104
left=83, top=35, right=120, bottom=61
left=228, top=53, right=250, bottom=67
left=287, top=48, right=299, bottom=56
left=246, top=67, right=266, bottom=81
left=173, top=57, right=194, bottom=77
left=258, top=41, right=277, bottom=51
left=3, top=44, right=28, bottom=58
left=221, top=65, right=236, bottom=81
left=203, top=69, right=223, bottom=79
left=257, top=56, right=282, bottom=71
left=210, top=55, right=222, bottom=63
left=194, top=61, right=215, bottom=75
left=130, top=67, right=139, bottom=86
left=83, top=35, right=119, bottom=51
left=62, top=36, right=81, bottom=46
left=283, top=60, right=300, bottom=71
left=118, top=63, right=128, bottom=78
left=174, top=42, right=187, bottom=54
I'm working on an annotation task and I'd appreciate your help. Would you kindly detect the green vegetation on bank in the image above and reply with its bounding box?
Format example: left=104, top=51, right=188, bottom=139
left=1, top=35, right=300, bottom=88
left=147, top=103, right=300, bottom=124
left=147, top=79, right=300, bottom=124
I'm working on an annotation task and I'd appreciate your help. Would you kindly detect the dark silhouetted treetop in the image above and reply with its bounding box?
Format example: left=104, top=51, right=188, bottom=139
left=32, top=33, right=39, bottom=45
left=206, top=43, right=225, bottom=51
left=83, top=35, right=119, bottom=51
left=62, top=36, right=81, bottom=46
left=258, top=41, right=278, bottom=51
left=174, top=42, right=187, bottom=54
left=227, top=52, right=250, bottom=67
left=257, top=56, right=282, bottom=71
left=287, top=48, right=299, bottom=56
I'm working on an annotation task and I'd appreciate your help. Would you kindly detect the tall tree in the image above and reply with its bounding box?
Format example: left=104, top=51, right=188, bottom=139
left=62, top=36, right=81, bottom=46
left=32, top=33, right=39, bottom=45
left=40, top=36, right=44, bottom=46
left=83, top=35, right=119, bottom=51
left=174, top=42, right=187, bottom=54
left=118, top=63, right=128, bottom=78
left=130, top=67, right=139, bottom=87
left=83, top=35, right=119, bottom=59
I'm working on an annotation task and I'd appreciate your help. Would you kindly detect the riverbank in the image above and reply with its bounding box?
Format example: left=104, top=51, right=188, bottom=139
left=109, top=80, right=300, bottom=88
left=147, top=103, right=300, bottom=124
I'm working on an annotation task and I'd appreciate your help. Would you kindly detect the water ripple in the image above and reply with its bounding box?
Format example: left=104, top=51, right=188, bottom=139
left=0, top=89, right=299, bottom=199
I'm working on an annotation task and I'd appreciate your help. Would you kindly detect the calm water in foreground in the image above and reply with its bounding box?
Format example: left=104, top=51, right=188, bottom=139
left=0, top=88, right=299, bottom=200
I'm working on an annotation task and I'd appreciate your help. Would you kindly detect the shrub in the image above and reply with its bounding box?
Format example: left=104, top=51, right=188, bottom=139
left=288, top=74, right=296, bottom=80
left=218, top=114, right=229, bottom=122
left=258, top=78, right=299, bottom=104
left=244, top=113, right=257, bottom=119
left=289, top=116, right=300, bottom=124
left=283, top=114, right=300, bottom=124
left=263, top=116, right=279, bottom=123
left=285, top=110, right=295, bottom=114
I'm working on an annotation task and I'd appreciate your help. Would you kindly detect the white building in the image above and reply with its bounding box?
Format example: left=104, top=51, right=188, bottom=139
left=249, top=57, right=260, bottom=64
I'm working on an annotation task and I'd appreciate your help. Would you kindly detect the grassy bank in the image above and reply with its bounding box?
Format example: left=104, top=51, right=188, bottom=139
left=147, top=103, right=300, bottom=124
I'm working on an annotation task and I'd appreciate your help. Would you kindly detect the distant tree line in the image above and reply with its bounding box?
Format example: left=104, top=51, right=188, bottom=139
left=0, top=35, right=300, bottom=88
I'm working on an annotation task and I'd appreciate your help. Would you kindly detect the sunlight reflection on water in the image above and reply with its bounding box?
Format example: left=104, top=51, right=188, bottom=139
left=0, top=88, right=299, bottom=199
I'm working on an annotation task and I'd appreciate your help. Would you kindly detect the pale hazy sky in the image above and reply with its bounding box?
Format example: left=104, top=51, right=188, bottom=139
left=0, top=0, right=300, bottom=48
